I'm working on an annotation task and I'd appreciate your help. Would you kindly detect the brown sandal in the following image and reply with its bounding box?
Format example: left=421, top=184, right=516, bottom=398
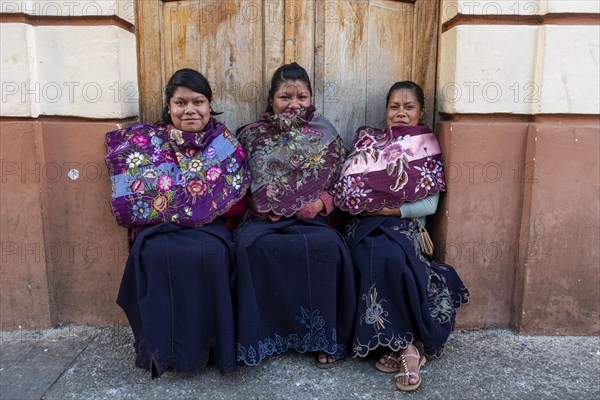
left=375, top=352, right=401, bottom=373
left=394, top=349, right=426, bottom=391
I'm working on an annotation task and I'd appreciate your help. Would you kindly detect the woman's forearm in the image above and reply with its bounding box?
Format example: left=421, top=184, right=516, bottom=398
left=399, top=194, right=440, bottom=218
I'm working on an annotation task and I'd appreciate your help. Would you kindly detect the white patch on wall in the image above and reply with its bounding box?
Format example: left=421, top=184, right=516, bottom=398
left=546, top=0, right=600, bottom=14
left=537, top=25, right=600, bottom=114
left=0, top=24, right=38, bottom=117
left=68, top=169, right=80, bottom=181
left=0, top=24, right=138, bottom=118
left=438, top=25, right=538, bottom=114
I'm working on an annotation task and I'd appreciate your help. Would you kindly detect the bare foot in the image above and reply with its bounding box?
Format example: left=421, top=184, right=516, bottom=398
left=315, top=352, right=337, bottom=368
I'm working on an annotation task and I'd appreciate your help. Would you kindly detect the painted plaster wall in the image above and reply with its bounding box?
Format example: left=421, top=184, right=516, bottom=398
left=1, top=1, right=135, bottom=329
left=0, top=120, right=130, bottom=329
left=437, top=0, right=599, bottom=334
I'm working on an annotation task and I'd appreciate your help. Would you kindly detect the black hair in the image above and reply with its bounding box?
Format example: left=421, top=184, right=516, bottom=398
left=266, top=62, right=313, bottom=113
left=385, top=80, right=425, bottom=110
left=158, top=68, right=221, bottom=125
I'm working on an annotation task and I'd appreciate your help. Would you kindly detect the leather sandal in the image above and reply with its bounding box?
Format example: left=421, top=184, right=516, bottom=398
left=394, top=350, right=426, bottom=391
left=375, top=352, right=401, bottom=373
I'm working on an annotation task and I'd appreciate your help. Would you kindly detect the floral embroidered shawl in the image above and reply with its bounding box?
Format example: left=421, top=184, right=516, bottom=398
left=332, top=124, right=446, bottom=214
left=236, top=107, right=346, bottom=217
left=105, top=118, right=250, bottom=227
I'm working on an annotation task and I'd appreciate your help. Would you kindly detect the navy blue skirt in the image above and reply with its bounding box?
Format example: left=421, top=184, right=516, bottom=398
left=234, top=216, right=356, bottom=365
left=116, top=220, right=237, bottom=378
left=345, top=216, right=469, bottom=358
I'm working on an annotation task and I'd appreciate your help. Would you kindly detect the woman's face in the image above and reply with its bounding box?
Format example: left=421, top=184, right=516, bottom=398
left=386, top=89, right=422, bottom=127
left=271, top=80, right=311, bottom=114
left=168, top=86, right=211, bottom=132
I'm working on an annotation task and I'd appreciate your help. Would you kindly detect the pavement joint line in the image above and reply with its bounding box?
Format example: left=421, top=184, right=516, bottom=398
left=39, top=329, right=99, bottom=400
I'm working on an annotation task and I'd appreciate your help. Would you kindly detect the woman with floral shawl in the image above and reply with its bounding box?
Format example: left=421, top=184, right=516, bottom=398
left=234, top=62, right=355, bottom=368
left=332, top=81, right=469, bottom=391
left=105, top=69, right=250, bottom=378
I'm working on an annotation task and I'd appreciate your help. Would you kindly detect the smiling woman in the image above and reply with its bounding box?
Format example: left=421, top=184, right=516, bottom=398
left=160, top=68, right=220, bottom=131
left=386, top=81, right=425, bottom=127
left=232, top=62, right=356, bottom=369
left=167, top=87, right=211, bottom=132
left=332, top=81, right=469, bottom=392
left=105, top=68, right=250, bottom=378
left=269, top=80, right=312, bottom=114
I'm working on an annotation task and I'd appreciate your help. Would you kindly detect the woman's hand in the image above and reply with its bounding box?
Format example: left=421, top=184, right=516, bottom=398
left=364, top=207, right=400, bottom=217
left=312, top=198, right=325, bottom=214
left=296, top=198, right=325, bottom=220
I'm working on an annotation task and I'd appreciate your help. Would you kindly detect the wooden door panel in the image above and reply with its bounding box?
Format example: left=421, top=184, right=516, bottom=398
left=317, top=0, right=370, bottom=142
left=364, top=0, right=415, bottom=130
left=314, top=0, right=417, bottom=142
left=161, top=2, right=202, bottom=73
left=284, top=1, right=315, bottom=79
left=136, top=0, right=438, bottom=142
left=160, top=0, right=266, bottom=131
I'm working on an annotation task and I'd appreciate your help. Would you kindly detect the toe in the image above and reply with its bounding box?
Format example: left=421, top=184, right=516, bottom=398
left=318, top=353, right=328, bottom=364
left=396, top=374, right=407, bottom=386
left=379, top=352, right=399, bottom=368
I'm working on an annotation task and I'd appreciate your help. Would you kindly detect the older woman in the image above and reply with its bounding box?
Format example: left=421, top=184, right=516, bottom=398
left=233, top=62, right=355, bottom=368
left=106, top=69, right=250, bottom=378
left=332, top=81, right=469, bottom=391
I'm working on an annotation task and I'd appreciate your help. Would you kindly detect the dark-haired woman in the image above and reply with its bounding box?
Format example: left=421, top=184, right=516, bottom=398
left=332, top=81, right=469, bottom=391
left=233, top=62, right=356, bottom=368
left=106, top=69, right=250, bottom=378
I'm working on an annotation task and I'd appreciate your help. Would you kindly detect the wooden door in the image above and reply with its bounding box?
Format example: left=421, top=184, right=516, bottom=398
left=135, top=0, right=439, bottom=143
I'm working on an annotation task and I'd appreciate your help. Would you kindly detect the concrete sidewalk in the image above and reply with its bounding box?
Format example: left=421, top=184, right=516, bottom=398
left=1, top=326, right=599, bottom=400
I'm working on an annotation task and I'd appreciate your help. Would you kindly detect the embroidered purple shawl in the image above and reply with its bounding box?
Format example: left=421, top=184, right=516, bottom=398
left=236, top=106, right=346, bottom=217
left=105, top=118, right=250, bottom=227
left=332, top=124, right=446, bottom=214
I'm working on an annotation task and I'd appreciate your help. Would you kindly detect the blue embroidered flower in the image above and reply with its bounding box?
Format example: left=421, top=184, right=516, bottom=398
left=286, top=334, right=302, bottom=348
left=132, top=201, right=149, bottom=219
left=206, top=146, right=216, bottom=159
left=313, top=314, right=325, bottom=329
left=275, top=334, right=287, bottom=352
left=237, top=307, right=346, bottom=365
left=226, top=159, right=239, bottom=173
left=247, top=346, right=257, bottom=360
left=175, top=172, right=186, bottom=186
left=313, top=334, right=329, bottom=350
left=262, top=338, right=277, bottom=355
left=150, top=135, right=163, bottom=147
